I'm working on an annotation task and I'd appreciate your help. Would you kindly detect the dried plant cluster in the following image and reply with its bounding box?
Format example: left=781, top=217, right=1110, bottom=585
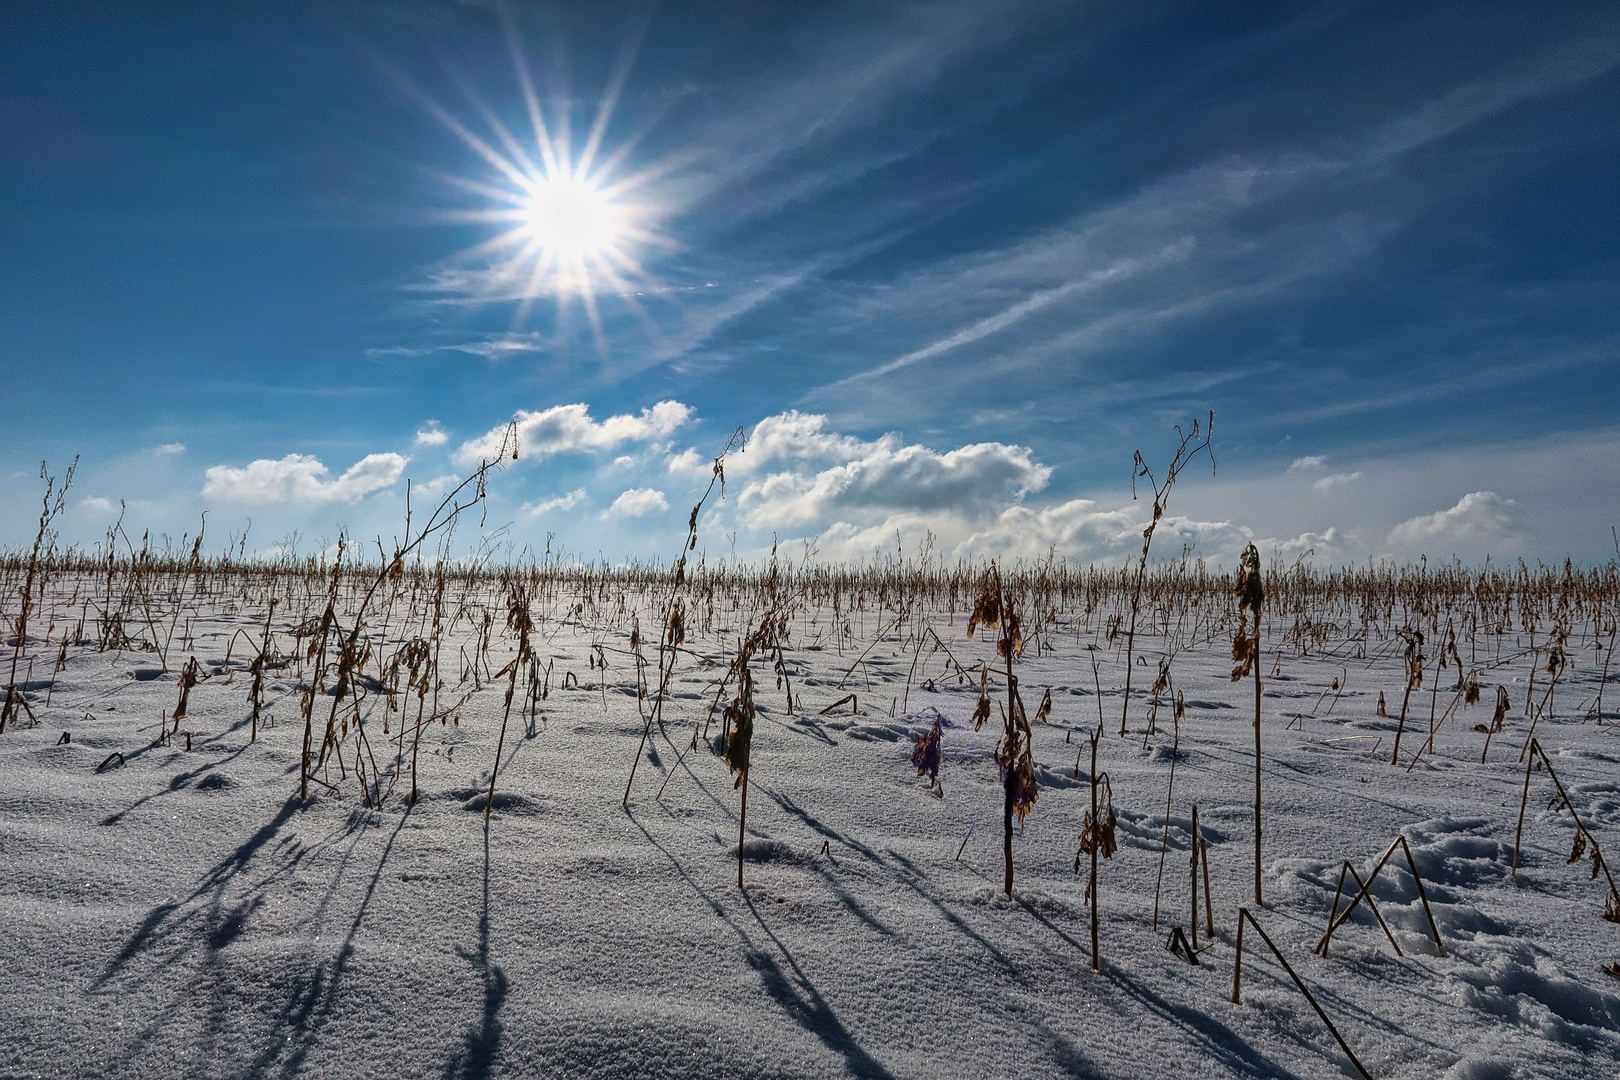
left=5, top=505, right=1618, bottom=811
left=5, top=441, right=1620, bottom=1080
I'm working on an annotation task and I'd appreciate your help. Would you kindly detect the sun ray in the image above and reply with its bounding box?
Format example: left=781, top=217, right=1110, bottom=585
left=579, top=272, right=608, bottom=357
left=406, top=16, right=684, bottom=358
left=501, top=12, right=563, bottom=178
left=576, top=4, right=653, bottom=179
left=419, top=93, right=537, bottom=194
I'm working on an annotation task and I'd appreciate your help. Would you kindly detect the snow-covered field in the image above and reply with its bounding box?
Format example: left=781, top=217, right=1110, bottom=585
left=3, top=571, right=1618, bottom=1079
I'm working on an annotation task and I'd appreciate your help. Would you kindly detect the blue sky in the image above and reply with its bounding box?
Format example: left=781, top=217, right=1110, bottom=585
left=2, top=1, right=1617, bottom=565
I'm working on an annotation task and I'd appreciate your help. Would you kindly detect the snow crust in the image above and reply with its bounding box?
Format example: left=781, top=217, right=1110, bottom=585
left=3, top=578, right=1618, bottom=1079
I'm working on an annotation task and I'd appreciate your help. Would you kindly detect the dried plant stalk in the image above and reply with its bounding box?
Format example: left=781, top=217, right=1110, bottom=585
left=1232, top=907, right=1372, bottom=1080
left=1232, top=542, right=1264, bottom=905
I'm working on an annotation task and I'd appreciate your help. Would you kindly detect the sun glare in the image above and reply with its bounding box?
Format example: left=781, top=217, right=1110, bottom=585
left=521, top=176, right=623, bottom=259
left=423, top=26, right=671, bottom=351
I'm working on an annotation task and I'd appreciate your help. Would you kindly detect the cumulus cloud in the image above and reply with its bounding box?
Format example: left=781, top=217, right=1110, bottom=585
left=939, top=500, right=1140, bottom=562
left=1288, top=456, right=1325, bottom=471
left=786, top=499, right=1351, bottom=567
left=456, top=401, right=692, bottom=466
left=1388, top=491, right=1517, bottom=552
left=667, top=448, right=710, bottom=478
left=668, top=411, right=876, bottom=481
left=202, top=453, right=407, bottom=504
left=740, top=441, right=1048, bottom=528
left=523, top=488, right=588, bottom=519
left=411, top=474, right=460, bottom=500
left=415, top=421, right=449, bottom=447
left=715, top=412, right=1049, bottom=530
left=604, top=488, right=669, bottom=519
left=155, top=442, right=186, bottom=457
left=79, top=496, right=115, bottom=515
left=742, top=411, right=873, bottom=471
left=949, top=501, right=1294, bottom=564
left=1312, top=471, right=1362, bottom=492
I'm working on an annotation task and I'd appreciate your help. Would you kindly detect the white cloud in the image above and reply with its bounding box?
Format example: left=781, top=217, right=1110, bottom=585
left=840, top=241, right=1196, bottom=388
left=1288, top=455, right=1326, bottom=471
left=729, top=413, right=1049, bottom=529
left=801, top=43, right=1620, bottom=404
left=411, top=474, right=460, bottom=500
left=414, top=422, right=449, bottom=447
left=1312, top=471, right=1362, bottom=492
left=782, top=499, right=1352, bottom=568
left=523, top=488, right=589, bottom=519
left=665, top=2, right=1053, bottom=229
left=671, top=411, right=870, bottom=482
left=202, top=453, right=407, bottom=505
left=741, top=440, right=1048, bottom=529
left=79, top=496, right=115, bottom=515
left=667, top=448, right=711, bottom=479
left=368, top=335, right=547, bottom=361
left=946, top=500, right=1144, bottom=562
left=744, top=411, right=872, bottom=470
left=1388, top=491, right=1518, bottom=552
left=948, top=501, right=1278, bottom=565
left=446, top=333, right=547, bottom=360
left=155, top=442, right=186, bottom=457
left=456, top=401, right=692, bottom=466
left=604, top=488, right=669, bottom=519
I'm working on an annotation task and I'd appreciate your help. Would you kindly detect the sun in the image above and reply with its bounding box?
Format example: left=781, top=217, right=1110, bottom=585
left=420, top=36, right=668, bottom=348
left=519, top=176, right=624, bottom=259
left=417, top=25, right=677, bottom=352
left=432, top=123, right=663, bottom=344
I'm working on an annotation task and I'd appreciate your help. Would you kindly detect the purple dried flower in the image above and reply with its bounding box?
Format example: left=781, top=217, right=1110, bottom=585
left=912, top=718, right=942, bottom=785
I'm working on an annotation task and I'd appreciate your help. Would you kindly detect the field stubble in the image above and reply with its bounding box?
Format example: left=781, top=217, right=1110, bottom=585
left=2, top=544, right=1619, bottom=1079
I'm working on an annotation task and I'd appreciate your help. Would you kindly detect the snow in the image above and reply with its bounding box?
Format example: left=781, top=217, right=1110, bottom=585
left=2, top=574, right=1618, bottom=1079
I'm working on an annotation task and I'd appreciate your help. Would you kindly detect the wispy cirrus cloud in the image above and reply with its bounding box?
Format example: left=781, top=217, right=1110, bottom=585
left=655, top=0, right=1067, bottom=228
left=802, top=35, right=1620, bottom=402
left=399, top=0, right=1076, bottom=380
left=442, top=333, right=547, bottom=360
left=369, top=334, right=548, bottom=361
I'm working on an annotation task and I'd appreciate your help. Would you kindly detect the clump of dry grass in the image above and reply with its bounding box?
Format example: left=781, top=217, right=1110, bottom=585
left=2, top=457, right=75, bottom=734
